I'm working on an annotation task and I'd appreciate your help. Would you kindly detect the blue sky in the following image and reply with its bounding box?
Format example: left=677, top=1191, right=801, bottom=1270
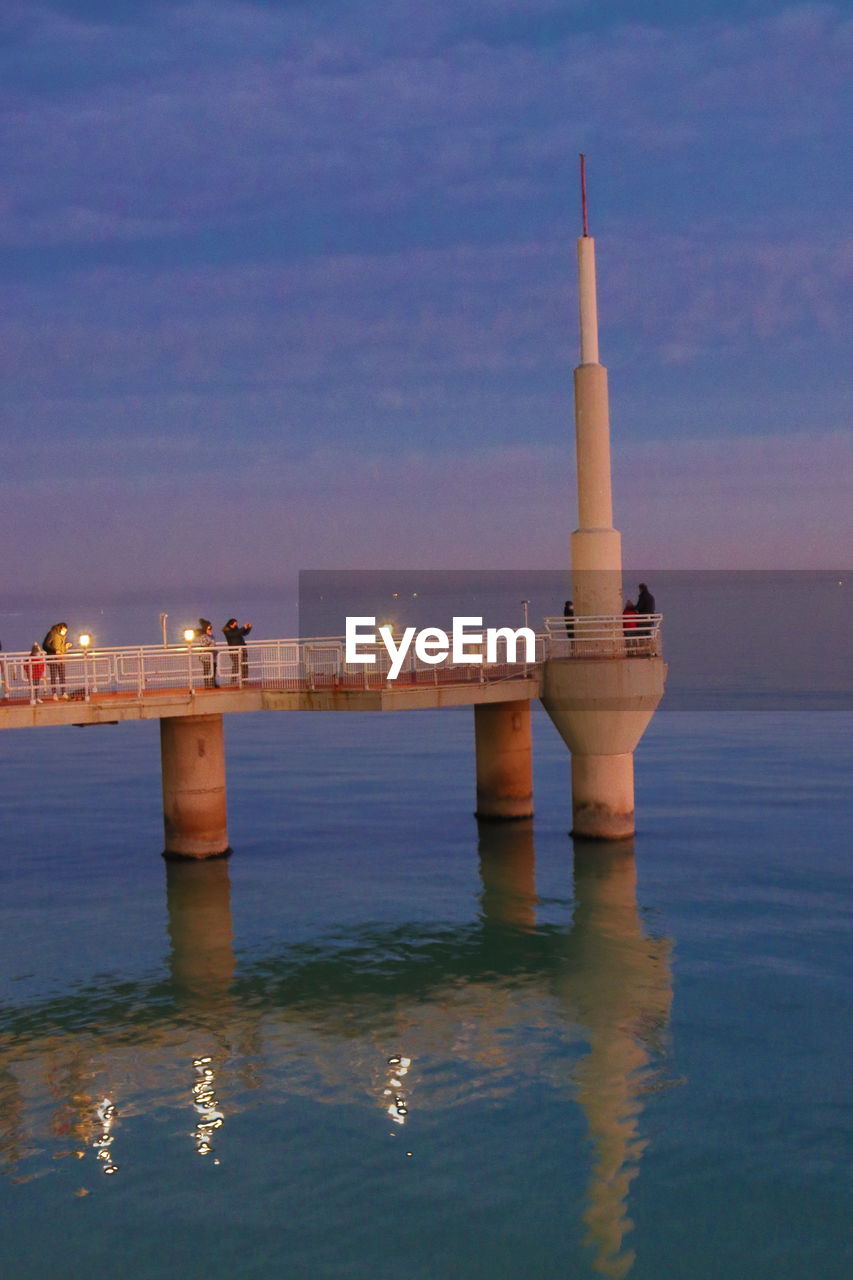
left=0, top=0, right=850, bottom=595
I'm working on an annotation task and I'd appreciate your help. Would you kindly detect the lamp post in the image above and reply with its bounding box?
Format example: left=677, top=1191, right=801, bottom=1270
left=79, top=633, right=91, bottom=702
left=184, top=629, right=196, bottom=691
left=160, top=613, right=169, bottom=647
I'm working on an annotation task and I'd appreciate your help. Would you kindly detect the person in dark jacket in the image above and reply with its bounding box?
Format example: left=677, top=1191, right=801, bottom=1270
left=222, top=618, right=252, bottom=682
left=563, top=599, right=574, bottom=651
left=635, top=583, right=656, bottom=651
left=195, top=619, right=217, bottom=689
left=43, top=622, right=73, bottom=697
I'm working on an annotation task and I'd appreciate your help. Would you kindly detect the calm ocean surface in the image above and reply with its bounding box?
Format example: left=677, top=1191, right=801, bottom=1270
left=0, top=609, right=850, bottom=1277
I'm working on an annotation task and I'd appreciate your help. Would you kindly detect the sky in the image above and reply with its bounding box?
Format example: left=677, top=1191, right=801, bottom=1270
left=0, top=0, right=850, bottom=598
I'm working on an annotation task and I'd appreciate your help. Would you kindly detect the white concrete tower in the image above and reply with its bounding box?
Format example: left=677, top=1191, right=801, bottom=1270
left=570, top=158, right=623, bottom=620
left=540, top=157, right=666, bottom=838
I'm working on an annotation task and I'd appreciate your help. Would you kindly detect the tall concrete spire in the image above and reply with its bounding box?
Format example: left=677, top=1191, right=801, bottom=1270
left=540, top=157, right=666, bottom=839
left=571, top=155, right=622, bottom=620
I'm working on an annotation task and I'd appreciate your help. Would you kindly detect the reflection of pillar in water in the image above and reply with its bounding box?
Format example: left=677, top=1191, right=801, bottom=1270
left=166, top=858, right=236, bottom=1005
left=46, top=1046, right=96, bottom=1155
left=0, top=1065, right=26, bottom=1171
left=165, top=859, right=235, bottom=1161
left=569, top=841, right=673, bottom=1279
left=476, top=817, right=537, bottom=930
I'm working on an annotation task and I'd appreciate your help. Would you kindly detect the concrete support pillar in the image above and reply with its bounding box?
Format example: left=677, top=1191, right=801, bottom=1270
left=571, top=752, right=634, bottom=840
left=474, top=699, right=534, bottom=821
left=160, top=714, right=231, bottom=860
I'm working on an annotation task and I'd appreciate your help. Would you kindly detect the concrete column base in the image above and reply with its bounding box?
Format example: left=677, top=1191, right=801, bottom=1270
left=474, top=699, right=534, bottom=821
left=571, top=751, right=634, bottom=840
left=160, top=714, right=231, bottom=859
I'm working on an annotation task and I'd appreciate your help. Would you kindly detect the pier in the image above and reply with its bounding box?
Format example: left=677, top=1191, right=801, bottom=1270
left=0, top=617, right=663, bottom=856
left=0, top=161, right=668, bottom=852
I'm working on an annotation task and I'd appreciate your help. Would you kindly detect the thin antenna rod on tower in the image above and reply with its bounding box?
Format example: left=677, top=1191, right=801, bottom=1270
left=580, top=153, right=589, bottom=237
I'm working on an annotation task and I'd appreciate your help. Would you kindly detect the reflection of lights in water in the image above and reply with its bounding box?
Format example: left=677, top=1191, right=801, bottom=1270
left=93, top=1098, right=118, bottom=1176
left=383, top=1055, right=412, bottom=1127
left=191, top=1056, right=225, bottom=1159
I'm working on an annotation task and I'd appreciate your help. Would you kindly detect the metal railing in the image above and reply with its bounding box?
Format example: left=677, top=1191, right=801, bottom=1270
left=0, top=618, right=663, bottom=707
left=544, top=614, right=663, bottom=659
left=0, top=635, right=541, bottom=705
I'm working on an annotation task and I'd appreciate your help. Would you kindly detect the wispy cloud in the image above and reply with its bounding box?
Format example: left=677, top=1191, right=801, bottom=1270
left=0, top=227, right=848, bottom=428
left=1, top=430, right=848, bottom=596
left=1, top=2, right=849, bottom=246
left=0, top=2, right=849, bottom=591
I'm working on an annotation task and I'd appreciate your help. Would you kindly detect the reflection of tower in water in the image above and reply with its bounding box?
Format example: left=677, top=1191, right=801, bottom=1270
left=568, top=841, right=673, bottom=1279
left=1, top=821, right=672, bottom=1229
left=478, top=820, right=673, bottom=1278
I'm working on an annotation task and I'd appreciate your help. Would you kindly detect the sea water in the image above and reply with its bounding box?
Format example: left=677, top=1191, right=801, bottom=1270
left=0, top=636, right=850, bottom=1277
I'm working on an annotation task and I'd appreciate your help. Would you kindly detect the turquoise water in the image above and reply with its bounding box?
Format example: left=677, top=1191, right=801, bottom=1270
left=0, top=706, right=850, bottom=1278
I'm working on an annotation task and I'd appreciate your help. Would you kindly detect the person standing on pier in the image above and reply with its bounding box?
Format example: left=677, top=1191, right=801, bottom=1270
left=196, top=619, right=218, bottom=689
left=636, top=583, right=655, bottom=616
left=635, top=583, right=656, bottom=653
left=623, top=600, right=638, bottom=653
left=25, top=643, right=46, bottom=702
left=222, top=618, right=252, bottom=683
left=43, top=622, right=73, bottom=698
left=563, top=599, right=575, bottom=653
